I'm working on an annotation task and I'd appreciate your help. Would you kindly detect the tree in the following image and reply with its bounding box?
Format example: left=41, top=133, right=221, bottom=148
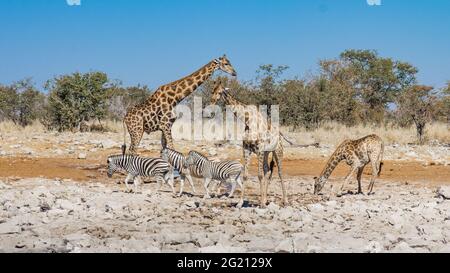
left=396, top=85, right=436, bottom=144
left=106, top=85, right=151, bottom=121
left=0, top=84, right=19, bottom=123
left=0, top=79, right=45, bottom=126
left=45, top=72, right=111, bottom=131
left=340, top=49, right=418, bottom=123
left=16, top=79, right=46, bottom=126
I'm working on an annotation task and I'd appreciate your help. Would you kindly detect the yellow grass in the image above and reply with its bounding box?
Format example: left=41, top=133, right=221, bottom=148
left=0, top=120, right=48, bottom=135
left=285, top=121, right=450, bottom=146
left=1, top=120, right=448, bottom=145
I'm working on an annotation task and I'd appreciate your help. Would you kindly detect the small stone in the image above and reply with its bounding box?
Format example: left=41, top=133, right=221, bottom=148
left=0, top=223, right=21, bottom=234
left=437, top=186, right=450, bottom=200
left=275, top=239, right=294, bottom=253
left=365, top=241, right=384, bottom=253
left=78, top=153, right=87, bottom=160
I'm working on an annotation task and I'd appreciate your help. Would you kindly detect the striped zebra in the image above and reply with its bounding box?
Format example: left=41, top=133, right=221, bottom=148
left=160, top=148, right=197, bottom=196
left=107, top=154, right=175, bottom=193
left=185, top=151, right=244, bottom=207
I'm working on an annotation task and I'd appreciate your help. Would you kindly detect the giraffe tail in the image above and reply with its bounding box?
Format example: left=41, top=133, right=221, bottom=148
left=377, top=141, right=385, bottom=176
left=121, top=120, right=127, bottom=155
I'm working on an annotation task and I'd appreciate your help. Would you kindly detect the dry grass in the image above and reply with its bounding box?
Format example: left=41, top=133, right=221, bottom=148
left=285, top=122, right=450, bottom=146
left=0, top=120, right=48, bottom=136
left=1, top=120, right=448, bottom=146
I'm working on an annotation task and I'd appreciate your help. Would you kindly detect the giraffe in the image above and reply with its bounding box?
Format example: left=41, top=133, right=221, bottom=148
left=210, top=81, right=289, bottom=207
left=123, top=55, right=237, bottom=154
left=313, top=134, right=384, bottom=196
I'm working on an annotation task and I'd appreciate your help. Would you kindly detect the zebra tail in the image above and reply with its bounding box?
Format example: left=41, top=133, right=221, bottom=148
left=121, top=120, right=127, bottom=155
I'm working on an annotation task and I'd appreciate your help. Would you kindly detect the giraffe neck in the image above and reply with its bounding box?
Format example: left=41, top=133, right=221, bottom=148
left=172, top=60, right=219, bottom=105
left=222, top=91, right=269, bottom=132
left=319, top=152, right=343, bottom=180
left=222, top=91, right=244, bottom=110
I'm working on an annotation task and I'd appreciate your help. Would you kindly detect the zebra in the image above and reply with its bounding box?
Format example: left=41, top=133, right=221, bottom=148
left=106, top=154, right=175, bottom=194
left=185, top=151, right=244, bottom=207
left=160, top=148, right=197, bottom=196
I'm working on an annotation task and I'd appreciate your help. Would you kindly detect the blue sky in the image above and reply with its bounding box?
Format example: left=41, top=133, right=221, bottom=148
left=0, top=0, right=449, bottom=91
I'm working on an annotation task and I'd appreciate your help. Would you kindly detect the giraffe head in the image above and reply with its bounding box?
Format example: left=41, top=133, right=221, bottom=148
left=216, top=55, right=237, bottom=76
left=211, top=80, right=229, bottom=105
left=313, top=176, right=327, bottom=194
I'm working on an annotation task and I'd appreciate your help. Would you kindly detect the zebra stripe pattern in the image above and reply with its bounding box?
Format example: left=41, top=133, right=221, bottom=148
left=107, top=154, right=174, bottom=193
left=161, top=148, right=197, bottom=196
left=185, top=151, right=244, bottom=205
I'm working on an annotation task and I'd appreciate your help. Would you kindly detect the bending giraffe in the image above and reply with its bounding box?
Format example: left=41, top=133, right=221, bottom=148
left=313, top=134, right=384, bottom=196
left=210, top=81, right=290, bottom=207
left=123, top=55, right=237, bottom=153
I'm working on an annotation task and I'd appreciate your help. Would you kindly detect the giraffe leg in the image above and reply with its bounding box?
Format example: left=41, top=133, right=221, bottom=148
left=128, top=121, right=144, bottom=155
left=274, top=151, right=288, bottom=206
left=356, top=166, right=364, bottom=194
left=368, top=160, right=379, bottom=195
left=257, top=152, right=268, bottom=208
left=242, top=146, right=252, bottom=183
left=339, top=165, right=358, bottom=195
left=160, top=124, right=174, bottom=149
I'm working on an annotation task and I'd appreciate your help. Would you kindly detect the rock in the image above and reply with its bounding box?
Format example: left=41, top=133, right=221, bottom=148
left=0, top=223, right=21, bottom=234
left=365, top=241, right=384, bottom=253
left=10, top=144, right=21, bottom=149
left=437, top=186, right=450, bottom=200
left=78, top=153, right=87, bottom=160
left=56, top=199, right=76, bottom=211
left=100, top=140, right=117, bottom=149
left=275, top=239, right=294, bottom=253
left=391, top=242, right=416, bottom=253
left=267, top=202, right=280, bottom=212
left=22, top=148, right=34, bottom=155
left=278, top=207, right=295, bottom=221
left=162, top=232, right=192, bottom=245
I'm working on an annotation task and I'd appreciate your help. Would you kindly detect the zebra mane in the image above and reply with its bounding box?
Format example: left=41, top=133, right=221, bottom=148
left=188, top=151, right=209, bottom=161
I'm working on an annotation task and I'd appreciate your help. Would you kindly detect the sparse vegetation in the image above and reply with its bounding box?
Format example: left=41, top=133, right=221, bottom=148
left=1, top=50, right=449, bottom=144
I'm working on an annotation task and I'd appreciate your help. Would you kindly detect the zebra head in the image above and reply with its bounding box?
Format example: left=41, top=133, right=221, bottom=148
left=106, top=155, right=120, bottom=178
left=186, top=151, right=208, bottom=167
left=160, top=148, right=169, bottom=162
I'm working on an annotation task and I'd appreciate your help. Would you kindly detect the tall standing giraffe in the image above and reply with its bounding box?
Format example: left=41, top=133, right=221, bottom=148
left=210, top=81, right=289, bottom=207
left=313, top=134, right=384, bottom=196
left=123, top=55, right=236, bottom=153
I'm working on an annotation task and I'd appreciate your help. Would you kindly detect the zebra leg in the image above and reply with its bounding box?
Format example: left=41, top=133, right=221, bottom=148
left=185, top=172, right=196, bottom=194
left=133, top=176, right=143, bottom=194
left=124, top=173, right=134, bottom=193
left=178, top=175, right=185, bottom=197
left=203, top=177, right=211, bottom=199
left=236, top=175, right=244, bottom=208
left=228, top=179, right=237, bottom=198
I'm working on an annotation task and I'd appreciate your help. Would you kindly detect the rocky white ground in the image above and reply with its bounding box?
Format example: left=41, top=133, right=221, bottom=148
left=0, top=177, right=448, bottom=253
